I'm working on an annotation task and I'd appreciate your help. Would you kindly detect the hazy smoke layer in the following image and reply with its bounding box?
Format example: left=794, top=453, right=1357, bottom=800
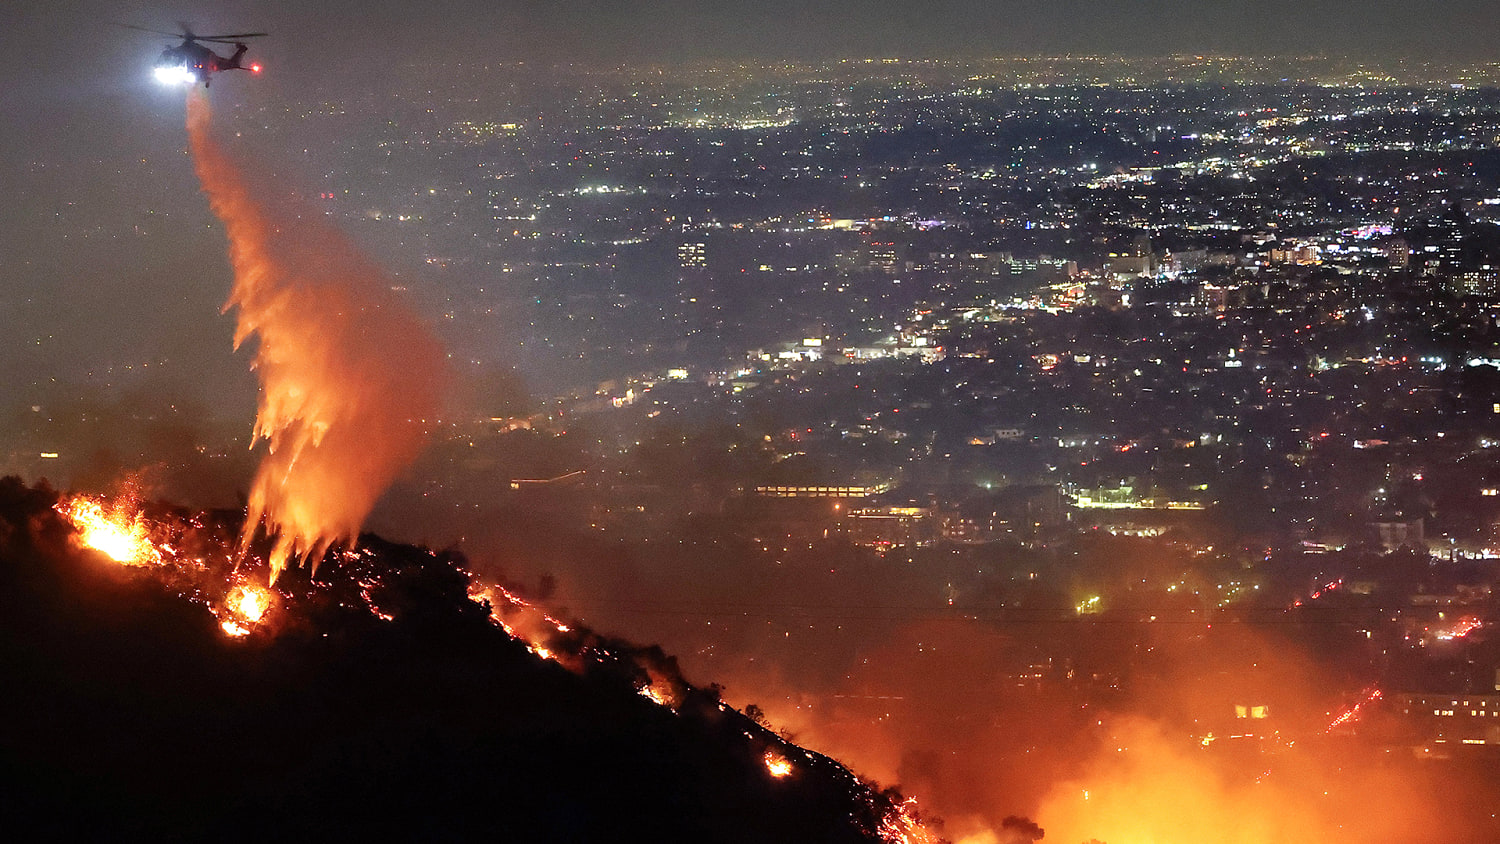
left=186, top=91, right=444, bottom=581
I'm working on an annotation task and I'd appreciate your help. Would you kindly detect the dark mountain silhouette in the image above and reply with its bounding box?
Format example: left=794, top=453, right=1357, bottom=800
left=0, top=477, right=919, bottom=842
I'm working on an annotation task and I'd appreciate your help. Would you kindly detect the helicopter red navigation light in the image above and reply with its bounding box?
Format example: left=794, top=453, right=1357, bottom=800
left=251, top=63, right=262, bottom=73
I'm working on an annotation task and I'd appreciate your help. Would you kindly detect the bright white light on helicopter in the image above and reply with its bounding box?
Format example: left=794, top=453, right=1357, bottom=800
left=154, top=65, right=196, bottom=85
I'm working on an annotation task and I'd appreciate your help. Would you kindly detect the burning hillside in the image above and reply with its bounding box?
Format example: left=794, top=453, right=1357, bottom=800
left=0, top=477, right=936, bottom=842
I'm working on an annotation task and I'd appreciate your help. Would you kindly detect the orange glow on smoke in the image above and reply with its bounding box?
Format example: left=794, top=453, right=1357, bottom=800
left=58, top=496, right=161, bottom=566
left=1031, top=712, right=1443, bottom=844
left=691, top=612, right=1452, bottom=844
left=1037, top=717, right=1301, bottom=844
left=186, top=91, right=445, bottom=582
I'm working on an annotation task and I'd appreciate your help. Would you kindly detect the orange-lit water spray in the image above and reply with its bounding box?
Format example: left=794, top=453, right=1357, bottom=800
left=185, top=91, right=444, bottom=582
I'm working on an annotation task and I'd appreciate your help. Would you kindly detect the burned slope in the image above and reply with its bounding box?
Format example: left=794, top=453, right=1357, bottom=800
left=0, top=478, right=905, bottom=842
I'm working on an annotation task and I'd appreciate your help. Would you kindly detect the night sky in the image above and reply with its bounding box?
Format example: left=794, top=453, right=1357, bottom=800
left=10, top=0, right=1500, bottom=76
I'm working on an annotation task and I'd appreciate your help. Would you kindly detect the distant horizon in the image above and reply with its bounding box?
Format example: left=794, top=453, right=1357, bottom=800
left=374, top=54, right=1500, bottom=89
left=14, top=1, right=1500, bottom=86
left=402, top=53, right=1500, bottom=74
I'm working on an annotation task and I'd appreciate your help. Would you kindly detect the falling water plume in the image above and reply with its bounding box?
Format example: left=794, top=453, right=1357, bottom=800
left=186, top=90, right=445, bottom=582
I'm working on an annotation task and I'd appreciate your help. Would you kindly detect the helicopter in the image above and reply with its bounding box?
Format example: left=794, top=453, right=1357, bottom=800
left=118, top=24, right=268, bottom=88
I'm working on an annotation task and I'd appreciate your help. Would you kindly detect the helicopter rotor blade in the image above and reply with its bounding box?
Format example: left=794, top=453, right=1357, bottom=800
left=195, top=33, right=269, bottom=42
left=108, top=22, right=187, bottom=39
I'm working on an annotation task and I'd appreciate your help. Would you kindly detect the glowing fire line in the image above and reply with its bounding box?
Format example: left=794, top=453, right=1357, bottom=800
left=1326, top=687, right=1382, bottom=733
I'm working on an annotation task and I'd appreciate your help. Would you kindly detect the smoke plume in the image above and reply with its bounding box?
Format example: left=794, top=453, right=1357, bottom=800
left=186, top=91, right=445, bottom=581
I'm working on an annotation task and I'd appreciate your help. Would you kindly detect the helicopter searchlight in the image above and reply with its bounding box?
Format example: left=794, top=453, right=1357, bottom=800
left=154, top=64, right=198, bottom=86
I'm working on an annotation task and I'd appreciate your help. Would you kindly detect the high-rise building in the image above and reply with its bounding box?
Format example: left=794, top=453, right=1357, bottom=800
left=678, top=241, right=707, bottom=269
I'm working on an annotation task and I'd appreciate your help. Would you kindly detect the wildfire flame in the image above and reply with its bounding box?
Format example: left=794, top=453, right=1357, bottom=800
left=58, top=496, right=161, bottom=566
left=639, top=682, right=674, bottom=707
left=228, top=585, right=271, bottom=623
left=185, top=90, right=445, bottom=583
left=57, top=494, right=280, bottom=639
left=877, top=796, right=941, bottom=844
left=468, top=582, right=579, bottom=665
left=220, top=620, right=252, bottom=637
left=763, top=751, right=794, bottom=778
left=218, top=583, right=274, bottom=637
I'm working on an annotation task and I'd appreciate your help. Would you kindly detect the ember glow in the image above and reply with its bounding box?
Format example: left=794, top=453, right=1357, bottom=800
left=1434, top=616, right=1483, bottom=641
left=467, top=581, right=691, bottom=710
left=57, top=496, right=161, bottom=566
left=1326, top=687, right=1382, bottom=733
left=185, top=91, right=445, bottom=583
left=1289, top=578, right=1343, bottom=609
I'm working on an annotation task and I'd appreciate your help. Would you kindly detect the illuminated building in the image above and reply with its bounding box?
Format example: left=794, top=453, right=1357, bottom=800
left=1448, top=270, right=1500, bottom=298
left=678, top=241, right=707, bottom=269
left=1397, top=693, right=1500, bottom=746
left=754, top=483, right=892, bottom=498
left=841, top=504, right=936, bottom=549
